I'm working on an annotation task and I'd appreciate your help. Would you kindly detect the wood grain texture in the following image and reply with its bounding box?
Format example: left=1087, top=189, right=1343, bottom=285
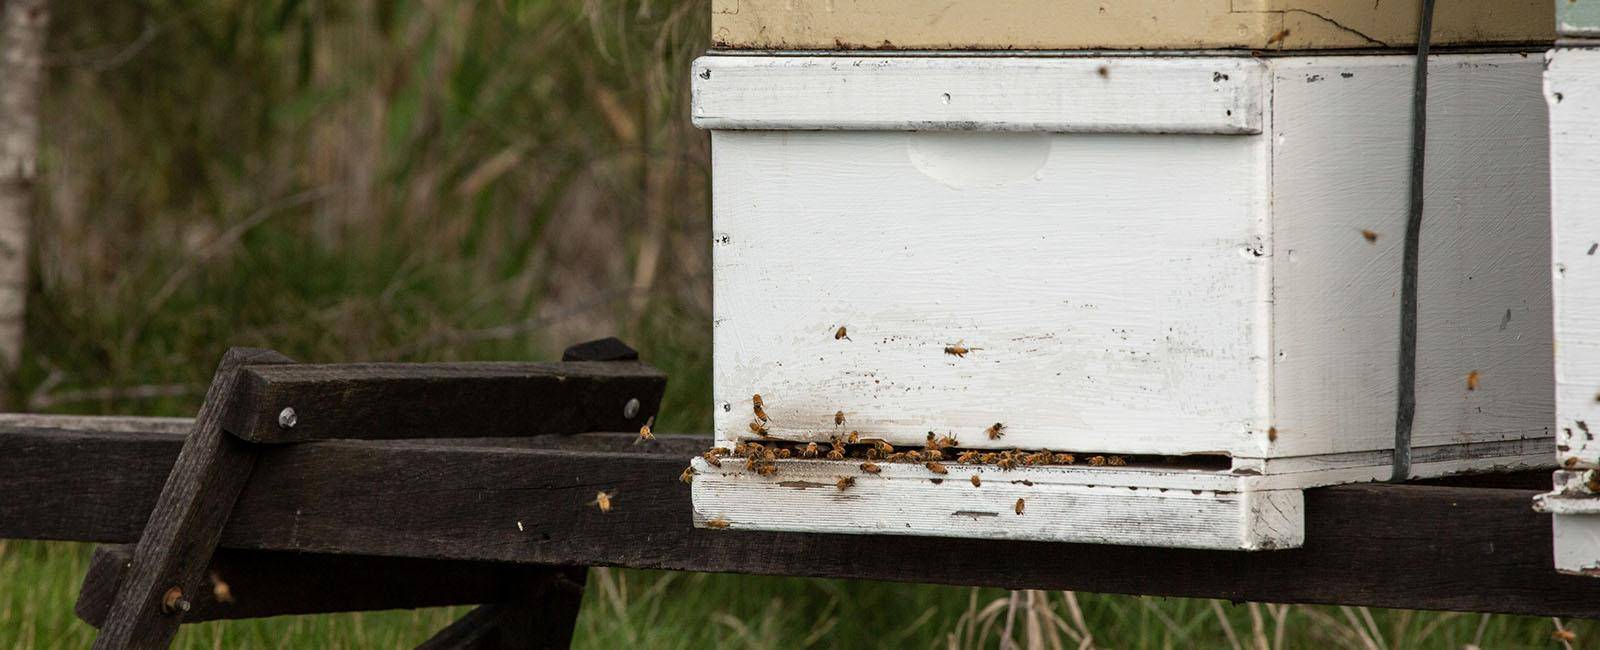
left=1268, top=53, right=1552, bottom=462
left=705, top=53, right=1551, bottom=486
left=5, top=427, right=1600, bottom=617
left=1550, top=47, right=1600, bottom=470
left=223, top=361, right=665, bottom=443
left=77, top=545, right=565, bottom=626
left=709, top=0, right=1553, bottom=50
left=693, top=56, right=1266, bottom=134
left=94, top=348, right=292, bottom=650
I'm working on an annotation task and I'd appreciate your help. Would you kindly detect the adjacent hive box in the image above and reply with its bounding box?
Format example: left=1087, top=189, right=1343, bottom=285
left=711, top=0, right=1552, bottom=50
left=1533, top=11, right=1600, bottom=575
left=688, top=52, right=1554, bottom=550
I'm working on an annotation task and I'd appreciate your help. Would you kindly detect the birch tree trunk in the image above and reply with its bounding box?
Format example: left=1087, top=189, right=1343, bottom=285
left=0, top=0, right=46, bottom=394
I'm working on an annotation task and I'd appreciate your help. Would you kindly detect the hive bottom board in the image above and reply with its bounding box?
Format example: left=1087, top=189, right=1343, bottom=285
left=691, top=438, right=1549, bottom=550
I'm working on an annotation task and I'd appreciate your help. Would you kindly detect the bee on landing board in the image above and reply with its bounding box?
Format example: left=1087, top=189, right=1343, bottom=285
left=702, top=448, right=726, bottom=468
left=847, top=430, right=861, bottom=444
left=836, top=476, right=855, bottom=491
left=1052, top=453, right=1076, bottom=465
left=926, top=461, right=948, bottom=475
left=944, top=341, right=970, bottom=358
left=859, top=461, right=882, bottom=474
left=1107, top=456, right=1128, bottom=467
left=775, top=448, right=793, bottom=459
left=801, top=442, right=820, bottom=458
left=986, top=423, right=1006, bottom=440
left=1014, top=498, right=1026, bottom=515
left=957, top=450, right=980, bottom=464
left=1088, top=456, right=1107, bottom=467
left=592, top=491, right=616, bottom=513
left=636, top=416, right=655, bottom=444
left=835, top=410, right=846, bottom=426
left=705, top=517, right=731, bottom=529
left=970, top=474, right=982, bottom=487
left=827, top=441, right=847, bottom=461
left=925, top=449, right=945, bottom=461
left=834, top=326, right=850, bottom=341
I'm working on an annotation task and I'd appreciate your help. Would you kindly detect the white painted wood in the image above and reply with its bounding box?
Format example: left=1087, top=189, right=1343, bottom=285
left=1550, top=47, right=1600, bottom=469
left=692, top=56, right=1266, bottom=135
left=699, top=52, right=1552, bottom=549
left=690, top=458, right=1304, bottom=550
left=1269, top=54, right=1552, bottom=459
left=1542, top=47, right=1600, bottom=576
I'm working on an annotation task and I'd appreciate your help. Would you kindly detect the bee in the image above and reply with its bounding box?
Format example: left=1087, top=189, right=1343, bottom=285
left=1107, top=456, right=1127, bottom=466
left=1362, top=229, right=1379, bottom=243
left=835, top=410, right=846, bottom=426
left=925, top=449, right=945, bottom=461
left=1014, top=498, right=1026, bottom=515
left=209, top=571, right=234, bottom=604
left=636, top=416, right=656, bottom=444
left=745, top=455, right=760, bottom=471
left=986, top=423, right=1006, bottom=440
left=756, top=462, right=779, bottom=477
left=762, top=449, right=777, bottom=463
left=680, top=466, right=697, bottom=484
left=937, top=434, right=960, bottom=449
left=1267, top=426, right=1278, bottom=442
left=996, top=454, right=1017, bottom=471
left=1467, top=370, right=1481, bottom=391
left=801, top=442, right=820, bottom=458
left=1266, top=28, right=1291, bottom=45
left=836, top=476, right=856, bottom=491
left=847, top=430, right=861, bottom=444
left=887, top=452, right=908, bottom=463
left=1088, top=455, right=1107, bottom=467
left=1024, top=451, right=1051, bottom=466
left=859, top=461, right=882, bottom=474
left=775, top=448, right=793, bottom=459
left=1053, top=453, right=1075, bottom=465
left=979, top=452, right=1000, bottom=464
left=970, top=474, right=982, bottom=487
left=834, top=326, right=850, bottom=341
left=926, top=461, right=948, bottom=475
left=874, top=440, right=894, bottom=455
left=752, top=394, right=769, bottom=422
left=957, top=450, right=980, bottom=464
left=592, top=491, right=616, bottom=513
left=827, top=443, right=846, bottom=461
left=705, top=517, right=731, bottom=529
left=944, top=340, right=970, bottom=358
left=702, top=449, right=724, bottom=468
left=905, top=450, right=925, bottom=462
left=749, top=420, right=770, bottom=436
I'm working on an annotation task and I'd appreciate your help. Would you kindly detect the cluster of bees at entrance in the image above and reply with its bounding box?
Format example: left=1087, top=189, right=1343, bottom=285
left=681, top=394, right=1129, bottom=489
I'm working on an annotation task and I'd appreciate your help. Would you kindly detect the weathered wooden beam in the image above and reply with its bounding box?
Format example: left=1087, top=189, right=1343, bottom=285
left=76, top=544, right=576, bottom=627
left=221, top=361, right=665, bottom=443
left=1, top=426, right=1592, bottom=618
left=94, top=348, right=293, bottom=649
left=416, top=568, right=587, bottom=650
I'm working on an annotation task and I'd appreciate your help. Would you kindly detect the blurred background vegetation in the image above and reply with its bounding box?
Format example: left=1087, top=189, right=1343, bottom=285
left=0, top=0, right=1590, bottom=647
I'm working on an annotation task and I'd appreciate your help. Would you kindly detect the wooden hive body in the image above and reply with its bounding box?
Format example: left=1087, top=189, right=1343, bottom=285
left=691, top=52, right=1552, bottom=550
left=1533, top=7, right=1600, bottom=574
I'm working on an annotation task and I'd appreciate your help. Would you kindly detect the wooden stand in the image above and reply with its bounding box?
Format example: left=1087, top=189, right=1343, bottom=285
left=77, top=339, right=665, bottom=649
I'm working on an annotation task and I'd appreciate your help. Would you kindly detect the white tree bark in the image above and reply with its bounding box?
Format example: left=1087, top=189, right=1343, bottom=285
left=0, top=0, right=47, bottom=380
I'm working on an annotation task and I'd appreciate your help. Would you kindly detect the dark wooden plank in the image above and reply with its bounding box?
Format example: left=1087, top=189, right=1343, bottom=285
left=94, top=348, right=293, bottom=649
left=561, top=337, right=639, bottom=362
left=76, top=544, right=573, bottom=626
left=7, top=428, right=1597, bottom=619
left=222, top=361, right=665, bottom=443
left=417, top=568, right=587, bottom=650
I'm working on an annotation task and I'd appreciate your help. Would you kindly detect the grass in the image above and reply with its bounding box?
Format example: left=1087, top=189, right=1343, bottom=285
left=0, top=0, right=1589, bottom=647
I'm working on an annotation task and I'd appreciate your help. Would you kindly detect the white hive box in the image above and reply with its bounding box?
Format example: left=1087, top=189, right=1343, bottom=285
left=1534, top=33, right=1600, bottom=574
left=692, top=52, right=1553, bottom=550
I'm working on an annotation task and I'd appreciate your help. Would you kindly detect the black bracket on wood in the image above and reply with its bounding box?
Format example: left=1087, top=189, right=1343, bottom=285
left=79, top=339, right=664, bottom=650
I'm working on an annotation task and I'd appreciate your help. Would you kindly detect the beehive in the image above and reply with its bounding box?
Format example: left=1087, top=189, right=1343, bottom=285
left=1533, top=4, right=1600, bottom=575
left=690, top=12, right=1554, bottom=551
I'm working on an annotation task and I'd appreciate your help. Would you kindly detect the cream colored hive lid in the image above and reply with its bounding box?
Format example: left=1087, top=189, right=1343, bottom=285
left=711, top=0, right=1552, bottom=50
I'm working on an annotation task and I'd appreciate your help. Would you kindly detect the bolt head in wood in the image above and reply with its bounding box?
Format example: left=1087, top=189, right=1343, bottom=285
left=624, top=398, right=641, bottom=419
left=161, top=586, right=190, bottom=614
left=277, top=407, right=298, bottom=429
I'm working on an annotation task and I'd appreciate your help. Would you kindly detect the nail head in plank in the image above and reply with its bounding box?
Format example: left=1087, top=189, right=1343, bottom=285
left=222, top=361, right=666, bottom=443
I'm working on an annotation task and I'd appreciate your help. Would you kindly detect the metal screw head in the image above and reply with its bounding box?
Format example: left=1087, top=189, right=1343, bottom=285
left=623, top=398, right=641, bottom=419
left=277, top=407, right=298, bottom=429
left=161, top=586, right=190, bottom=614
